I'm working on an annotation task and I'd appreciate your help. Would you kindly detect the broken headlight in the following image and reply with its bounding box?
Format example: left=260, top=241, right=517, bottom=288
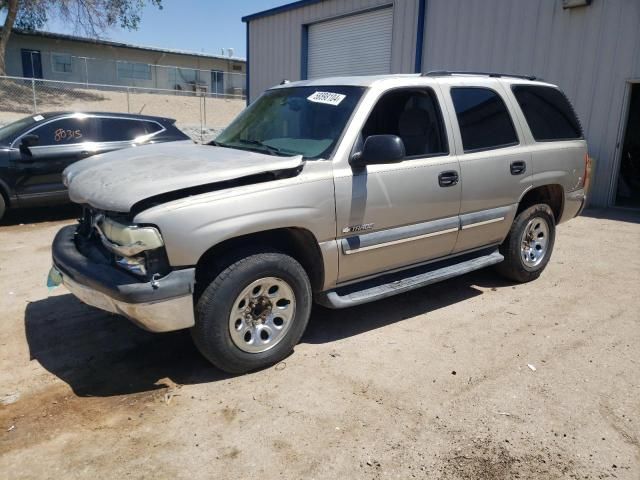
left=115, top=255, right=148, bottom=276
left=96, top=216, right=164, bottom=257
left=94, top=216, right=167, bottom=278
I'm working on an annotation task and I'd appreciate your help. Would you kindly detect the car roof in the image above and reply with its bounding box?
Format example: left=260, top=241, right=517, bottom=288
left=270, top=72, right=558, bottom=91
left=39, top=112, right=176, bottom=123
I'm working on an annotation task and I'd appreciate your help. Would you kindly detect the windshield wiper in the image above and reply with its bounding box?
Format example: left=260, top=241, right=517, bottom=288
left=237, top=139, right=283, bottom=156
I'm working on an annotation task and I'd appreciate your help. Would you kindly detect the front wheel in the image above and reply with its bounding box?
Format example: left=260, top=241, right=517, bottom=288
left=191, top=251, right=312, bottom=374
left=496, top=204, right=556, bottom=283
left=0, top=194, right=5, bottom=222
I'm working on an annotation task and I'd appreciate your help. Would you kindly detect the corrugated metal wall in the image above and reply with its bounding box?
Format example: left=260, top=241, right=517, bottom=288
left=247, top=0, right=640, bottom=206
left=247, top=0, right=419, bottom=102
left=423, top=0, right=640, bottom=206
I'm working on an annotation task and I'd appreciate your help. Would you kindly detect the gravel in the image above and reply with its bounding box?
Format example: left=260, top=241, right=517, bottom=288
left=0, top=208, right=639, bottom=479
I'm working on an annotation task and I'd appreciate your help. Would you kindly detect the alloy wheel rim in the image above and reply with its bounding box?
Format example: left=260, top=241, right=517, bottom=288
left=520, top=216, right=550, bottom=268
left=228, top=277, right=296, bottom=354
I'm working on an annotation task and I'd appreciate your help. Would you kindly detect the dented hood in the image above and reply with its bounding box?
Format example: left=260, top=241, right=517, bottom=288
left=63, top=142, right=304, bottom=212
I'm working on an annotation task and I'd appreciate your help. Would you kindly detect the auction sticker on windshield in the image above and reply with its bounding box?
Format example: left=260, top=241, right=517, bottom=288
left=307, top=91, right=346, bottom=106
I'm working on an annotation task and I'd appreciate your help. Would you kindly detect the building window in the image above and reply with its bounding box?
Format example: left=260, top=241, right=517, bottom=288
left=232, top=64, right=243, bottom=72
left=52, top=53, right=72, bottom=73
left=117, top=61, right=152, bottom=80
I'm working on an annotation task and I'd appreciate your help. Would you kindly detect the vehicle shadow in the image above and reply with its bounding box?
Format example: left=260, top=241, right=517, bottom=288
left=0, top=204, right=81, bottom=226
left=302, top=268, right=509, bottom=344
left=24, top=269, right=511, bottom=397
left=24, top=294, right=230, bottom=397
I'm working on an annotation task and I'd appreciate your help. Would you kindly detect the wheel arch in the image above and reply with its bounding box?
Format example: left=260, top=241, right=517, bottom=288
left=0, top=178, right=12, bottom=208
left=194, top=227, right=325, bottom=296
left=518, top=184, right=564, bottom=223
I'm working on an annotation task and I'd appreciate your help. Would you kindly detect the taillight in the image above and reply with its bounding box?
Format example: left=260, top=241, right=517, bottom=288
left=582, top=153, right=592, bottom=192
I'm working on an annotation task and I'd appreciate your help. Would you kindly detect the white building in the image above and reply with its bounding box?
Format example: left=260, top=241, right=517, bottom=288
left=2, top=29, right=246, bottom=96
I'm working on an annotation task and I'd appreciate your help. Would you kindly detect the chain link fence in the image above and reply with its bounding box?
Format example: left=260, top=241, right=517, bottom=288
left=0, top=76, right=246, bottom=143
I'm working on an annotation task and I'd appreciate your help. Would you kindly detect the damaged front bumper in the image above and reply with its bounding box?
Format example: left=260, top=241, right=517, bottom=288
left=51, top=225, right=195, bottom=332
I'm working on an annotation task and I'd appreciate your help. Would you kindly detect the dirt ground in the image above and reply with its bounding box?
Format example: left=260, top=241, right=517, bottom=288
left=0, top=206, right=639, bottom=479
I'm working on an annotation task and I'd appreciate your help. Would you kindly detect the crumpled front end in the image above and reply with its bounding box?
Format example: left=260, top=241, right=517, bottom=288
left=51, top=210, right=196, bottom=332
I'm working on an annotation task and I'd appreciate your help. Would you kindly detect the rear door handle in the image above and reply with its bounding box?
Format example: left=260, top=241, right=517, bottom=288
left=510, top=161, right=527, bottom=175
left=438, top=170, right=459, bottom=187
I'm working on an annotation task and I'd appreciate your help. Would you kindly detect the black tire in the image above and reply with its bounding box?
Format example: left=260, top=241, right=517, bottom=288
left=0, top=194, right=5, bottom=222
left=496, top=204, right=556, bottom=283
left=191, top=251, right=312, bottom=374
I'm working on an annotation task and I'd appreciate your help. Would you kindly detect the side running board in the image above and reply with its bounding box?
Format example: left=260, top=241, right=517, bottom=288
left=317, top=249, right=504, bottom=309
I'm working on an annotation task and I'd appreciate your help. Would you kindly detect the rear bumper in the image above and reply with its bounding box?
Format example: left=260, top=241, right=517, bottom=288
left=52, top=225, right=195, bottom=332
left=560, top=188, right=587, bottom=223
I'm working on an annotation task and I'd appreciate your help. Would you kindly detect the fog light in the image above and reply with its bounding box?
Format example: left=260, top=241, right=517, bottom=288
left=116, top=255, right=147, bottom=276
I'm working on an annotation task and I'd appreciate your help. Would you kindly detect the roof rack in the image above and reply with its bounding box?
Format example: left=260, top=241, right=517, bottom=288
left=422, top=70, right=538, bottom=81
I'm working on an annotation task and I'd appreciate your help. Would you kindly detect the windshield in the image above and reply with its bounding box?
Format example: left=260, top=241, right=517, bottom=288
left=214, top=86, right=365, bottom=159
left=0, top=115, right=40, bottom=145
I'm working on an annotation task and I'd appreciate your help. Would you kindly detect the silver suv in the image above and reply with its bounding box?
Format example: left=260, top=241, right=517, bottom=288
left=51, top=72, right=590, bottom=373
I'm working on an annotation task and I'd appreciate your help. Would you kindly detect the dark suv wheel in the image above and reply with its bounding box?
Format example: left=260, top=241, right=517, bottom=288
left=191, top=250, right=312, bottom=374
left=0, top=194, right=6, bottom=222
left=496, top=204, right=556, bottom=283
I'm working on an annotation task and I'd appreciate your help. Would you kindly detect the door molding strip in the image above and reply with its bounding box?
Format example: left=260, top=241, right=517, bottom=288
left=341, top=215, right=460, bottom=255
left=460, top=217, right=505, bottom=230
left=344, top=227, right=458, bottom=255
left=341, top=205, right=516, bottom=256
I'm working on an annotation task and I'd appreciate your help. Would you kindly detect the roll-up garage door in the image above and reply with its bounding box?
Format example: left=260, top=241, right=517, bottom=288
left=307, top=7, right=393, bottom=79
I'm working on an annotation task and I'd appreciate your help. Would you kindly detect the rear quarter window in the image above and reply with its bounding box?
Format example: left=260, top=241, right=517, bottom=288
left=94, top=118, right=160, bottom=142
left=511, top=85, right=583, bottom=141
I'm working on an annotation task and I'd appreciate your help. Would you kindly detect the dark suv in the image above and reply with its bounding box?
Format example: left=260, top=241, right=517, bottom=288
left=0, top=112, right=190, bottom=220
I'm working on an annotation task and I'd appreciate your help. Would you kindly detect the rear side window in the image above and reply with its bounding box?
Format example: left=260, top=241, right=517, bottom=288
left=451, top=87, right=518, bottom=152
left=512, top=85, right=583, bottom=141
left=145, top=121, right=163, bottom=134
left=94, top=118, right=161, bottom=142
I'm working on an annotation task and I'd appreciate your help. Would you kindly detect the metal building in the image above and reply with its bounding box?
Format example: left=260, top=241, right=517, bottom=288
left=242, top=0, right=640, bottom=208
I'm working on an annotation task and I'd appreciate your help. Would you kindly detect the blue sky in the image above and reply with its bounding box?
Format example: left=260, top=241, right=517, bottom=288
left=16, top=0, right=289, bottom=58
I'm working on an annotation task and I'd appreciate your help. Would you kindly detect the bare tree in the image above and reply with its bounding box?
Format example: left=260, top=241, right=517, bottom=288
left=0, top=0, right=162, bottom=75
left=0, top=0, right=19, bottom=75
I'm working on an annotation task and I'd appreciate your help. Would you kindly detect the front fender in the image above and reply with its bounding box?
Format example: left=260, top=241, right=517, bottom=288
left=134, top=162, right=336, bottom=268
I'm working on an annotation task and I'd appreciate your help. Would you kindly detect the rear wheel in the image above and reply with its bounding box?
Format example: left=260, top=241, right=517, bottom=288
left=191, top=251, right=312, bottom=374
left=0, top=194, right=6, bottom=222
left=496, top=204, right=556, bottom=283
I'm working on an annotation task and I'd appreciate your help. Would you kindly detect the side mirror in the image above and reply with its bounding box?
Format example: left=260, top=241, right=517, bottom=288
left=20, top=134, right=39, bottom=153
left=350, top=135, right=405, bottom=168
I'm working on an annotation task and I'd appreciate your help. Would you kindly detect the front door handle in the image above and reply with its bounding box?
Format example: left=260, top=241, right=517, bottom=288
left=510, top=161, right=527, bottom=175
left=438, top=170, right=459, bottom=187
